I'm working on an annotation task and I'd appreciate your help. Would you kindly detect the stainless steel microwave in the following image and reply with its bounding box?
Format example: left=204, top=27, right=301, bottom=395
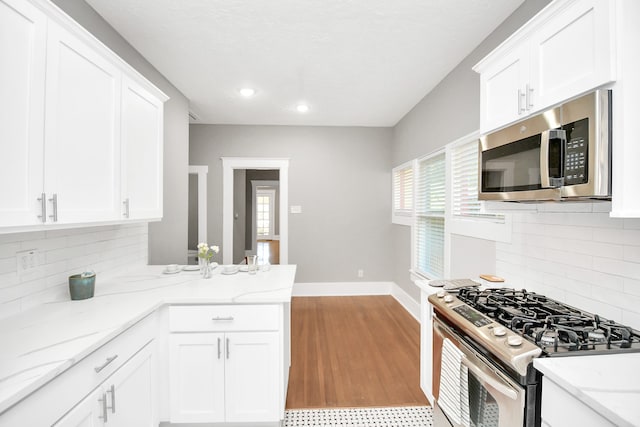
left=479, top=89, right=611, bottom=201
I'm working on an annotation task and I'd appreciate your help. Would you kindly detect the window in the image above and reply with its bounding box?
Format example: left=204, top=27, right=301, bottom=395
left=392, top=161, right=414, bottom=225
left=414, top=151, right=446, bottom=279
left=448, top=132, right=511, bottom=242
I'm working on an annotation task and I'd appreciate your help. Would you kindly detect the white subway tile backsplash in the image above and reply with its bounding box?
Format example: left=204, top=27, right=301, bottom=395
left=624, top=246, right=640, bottom=263
left=0, top=224, right=148, bottom=319
left=496, top=209, right=640, bottom=330
left=623, top=219, right=640, bottom=230
left=624, top=278, right=640, bottom=297
left=593, top=227, right=640, bottom=245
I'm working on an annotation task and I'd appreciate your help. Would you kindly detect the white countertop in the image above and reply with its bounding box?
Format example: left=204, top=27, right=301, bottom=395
left=0, top=264, right=296, bottom=415
left=534, top=354, right=640, bottom=427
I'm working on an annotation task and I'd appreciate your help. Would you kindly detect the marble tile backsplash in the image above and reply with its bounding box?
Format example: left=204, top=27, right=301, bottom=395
left=495, top=203, right=640, bottom=330
left=0, top=223, right=148, bottom=320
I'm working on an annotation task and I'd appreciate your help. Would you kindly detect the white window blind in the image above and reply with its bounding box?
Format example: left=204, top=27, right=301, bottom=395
left=451, top=139, right=505, bottom=223
left=392, top=163, right=414, bottom=226
left=415, top=152, right=445, bottom=279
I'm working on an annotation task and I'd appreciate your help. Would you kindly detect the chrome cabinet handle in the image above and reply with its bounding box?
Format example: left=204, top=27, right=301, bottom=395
left=517, top=89, right=526, bottom=115
left=211, top=316, right=234, bottom=321
left=98, top=392, right=108, bottom=422
left=37, top=193, right=46, bottom=223
left=48, top=193, right=58, bottom=222
left=217, top=337, right=221, bottom=359
left=107, top=384, right=116, bottom=413
left=123, top=198, right=130, bottom=218
left=94, top=355, right=118, bottom=373
left=226, top=338, right=230, bottom=359
left=526, top=84, right=534, bottom=110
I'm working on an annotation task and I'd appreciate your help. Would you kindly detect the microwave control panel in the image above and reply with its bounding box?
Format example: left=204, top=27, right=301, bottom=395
left=564, top=118, right=589, bottom=185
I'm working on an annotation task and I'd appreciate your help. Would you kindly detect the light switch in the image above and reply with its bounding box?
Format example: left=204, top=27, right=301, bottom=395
left=290, top=205, right=302, bottom=214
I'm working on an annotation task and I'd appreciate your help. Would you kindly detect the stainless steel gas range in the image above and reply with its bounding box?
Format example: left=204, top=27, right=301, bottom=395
left=428, top=287, right=640, bottom=427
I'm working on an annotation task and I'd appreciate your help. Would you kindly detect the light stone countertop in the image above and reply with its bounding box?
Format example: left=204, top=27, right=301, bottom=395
left=534, top=353, right=640, bottom=427
left=0, top=264, right=296, bottom=415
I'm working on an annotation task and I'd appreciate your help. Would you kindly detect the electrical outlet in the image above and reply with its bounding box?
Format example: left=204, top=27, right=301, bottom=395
left=357, top=269, right=364, bottom=278
left=17, top=249, right=41, bottom=276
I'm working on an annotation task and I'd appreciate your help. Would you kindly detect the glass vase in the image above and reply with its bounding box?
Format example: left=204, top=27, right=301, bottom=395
left=199, top=257, right=212, bottom=279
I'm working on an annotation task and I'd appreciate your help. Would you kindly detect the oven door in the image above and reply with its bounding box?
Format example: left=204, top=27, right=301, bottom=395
left=432, top=316, right=526, bottom=427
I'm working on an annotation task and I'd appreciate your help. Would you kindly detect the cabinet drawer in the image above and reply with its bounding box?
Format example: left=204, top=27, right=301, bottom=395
left=169, top=305, right=279, bottom=332
left=0, top=312, right=157, bottom=425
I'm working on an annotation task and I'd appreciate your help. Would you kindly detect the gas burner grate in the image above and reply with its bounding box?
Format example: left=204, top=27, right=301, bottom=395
left=457, top=288, right=640, bottom=354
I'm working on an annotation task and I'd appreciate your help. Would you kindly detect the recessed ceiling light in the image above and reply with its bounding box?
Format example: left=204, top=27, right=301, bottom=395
left=296, top=103, right=310, bottom=113
left=239, top=87, right=256, bottom=97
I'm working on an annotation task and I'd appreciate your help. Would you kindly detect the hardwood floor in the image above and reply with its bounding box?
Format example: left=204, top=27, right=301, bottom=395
left=257, top=239, right=279, bottom=264
left=285, top=296, right=429, bottom=409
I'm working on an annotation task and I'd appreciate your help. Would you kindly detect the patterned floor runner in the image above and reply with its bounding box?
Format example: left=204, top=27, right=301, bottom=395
left=284, top=406, right=434, bottom=427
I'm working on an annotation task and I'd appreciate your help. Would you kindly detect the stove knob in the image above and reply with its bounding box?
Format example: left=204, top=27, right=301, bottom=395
left=507, top=335, right=523, bottom=347
left=436, top=291, right=446, bottom=298
left=493, top=326, right=507, bottom=337
left=443, top=295, right=454, bottom=303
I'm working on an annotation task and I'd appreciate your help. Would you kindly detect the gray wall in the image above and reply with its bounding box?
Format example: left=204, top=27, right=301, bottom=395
left=391, top=0, right=551, bottom=300
left=189, top=125, right=393, bottom=283
left=51, top=0, right=190, bottom=265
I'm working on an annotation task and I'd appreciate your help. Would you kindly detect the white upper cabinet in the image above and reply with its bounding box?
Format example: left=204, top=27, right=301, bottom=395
left=121, top=77, right=164, bottom=221
left=0, top=0, right=46, bottom=227
left=0, top=0, right=167, bottom=233
left=475, top=0, right=616, bottom=134
left=478, top=43, right=530, bottom=133
left=44, top=21, right=122, bottom=224
left=529, top=0, right=614, bottom=110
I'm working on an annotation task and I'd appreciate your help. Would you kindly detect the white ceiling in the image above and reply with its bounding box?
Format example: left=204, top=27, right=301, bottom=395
left=85, top=0, right=524, bottom=126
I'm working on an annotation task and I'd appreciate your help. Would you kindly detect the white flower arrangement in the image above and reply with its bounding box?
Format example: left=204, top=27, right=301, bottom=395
left=197, top=242, right=219, bottom=260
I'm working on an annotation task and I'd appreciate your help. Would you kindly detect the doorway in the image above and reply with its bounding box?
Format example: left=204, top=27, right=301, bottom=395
left=254, top=181, right=280, bottom=265
left=222, top=157, right=289, bottom=265
left=187, top=165, right=208, bottom=264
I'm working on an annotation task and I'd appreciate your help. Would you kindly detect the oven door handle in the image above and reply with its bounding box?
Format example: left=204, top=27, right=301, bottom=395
left=461, top=358, right=518, bottom=401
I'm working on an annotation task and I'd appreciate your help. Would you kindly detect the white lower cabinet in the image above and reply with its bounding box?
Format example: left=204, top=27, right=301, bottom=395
left=169, top=333, right=225, bottom=423
left=540, top=377, right=615, bottom=427
left=55, top=340, right=156, bottom=427
left=168, top=305, right=283, bottom=424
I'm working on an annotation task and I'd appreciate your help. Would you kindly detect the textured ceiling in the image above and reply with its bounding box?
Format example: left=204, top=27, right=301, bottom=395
left=85, top=0, right=524, bottom=126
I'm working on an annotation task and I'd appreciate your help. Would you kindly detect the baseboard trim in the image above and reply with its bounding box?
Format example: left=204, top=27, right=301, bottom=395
left=292, top=282, right=420, bottom=322
left=391, top=283, right=420, bottom=322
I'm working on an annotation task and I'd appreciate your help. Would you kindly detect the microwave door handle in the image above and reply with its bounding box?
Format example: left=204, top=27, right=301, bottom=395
left=540, top=130, right=551, bottom=188
left=461, top=359, right=518, bottom=401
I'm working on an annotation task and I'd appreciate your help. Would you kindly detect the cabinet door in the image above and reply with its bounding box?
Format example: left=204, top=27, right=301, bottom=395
left=121, top=76, right=164, bottom=220
left=53, top=387, right=103, bottom=427
left=224, top=331, right=280, bottom=422
left=0, top=0, right=46, bottom=226
left=169, top=333, right=225, bottom=423
left=479, top=43, right=529, bottom=133
left=108, top=342, right=156, bottom=427
left=44, top=22, right=121, bottom=224
left=531, top=0, right=614, bottom=111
